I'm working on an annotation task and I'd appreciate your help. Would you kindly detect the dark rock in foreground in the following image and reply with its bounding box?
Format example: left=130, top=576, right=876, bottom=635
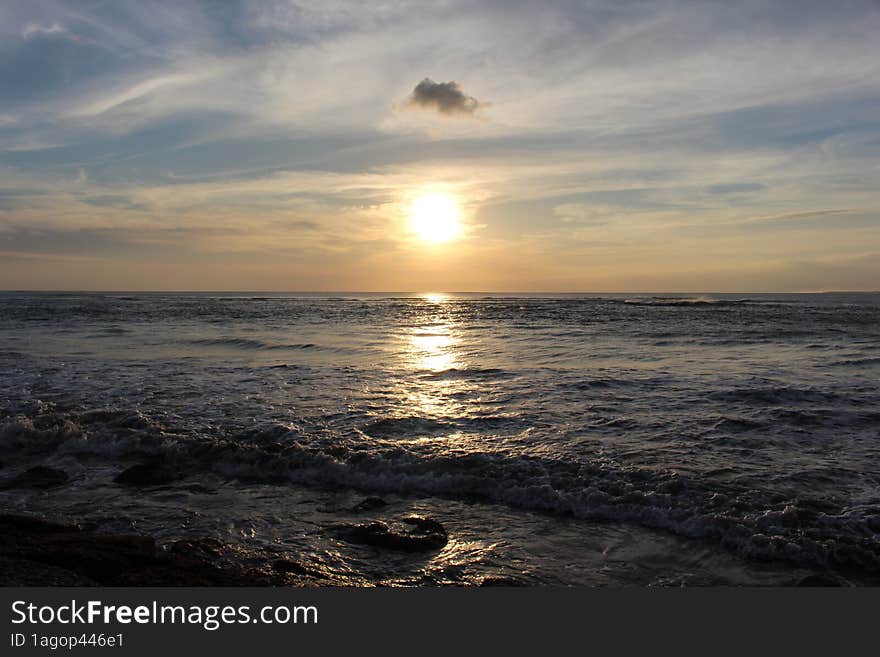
left=0, top=513, right=326, bottom=586
left=341, top=515, right=448, bottom=552
left=114, top=462, right=180, bottom=486
left=0, top=466, right=68, bottom=489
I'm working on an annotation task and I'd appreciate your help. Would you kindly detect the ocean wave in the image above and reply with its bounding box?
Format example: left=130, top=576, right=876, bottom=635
left=358, top=413, right=520, bottom=438
left=621, top=296, right=760, bottom=307
left=3, top=406, right=879, bottom=575
left=186, top=338, right=319, bottom=351
left=419, top=367, right=513, bottom=381
left=558, top=377, right=642, bottom=389
left=822, top=357, right=880, bottom=367
left=767, top=408, right=880, bottom=430
left=360, top=417, right=456, bottom=439
left=86, top=326, right=130, bottom=337
left=707, top=386, right=844, bottom=405
left=710, top=416, right=767, bottom=432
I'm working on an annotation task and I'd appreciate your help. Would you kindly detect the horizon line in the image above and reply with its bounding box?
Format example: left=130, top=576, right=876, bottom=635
left=1, top=289, right=878, bottom=295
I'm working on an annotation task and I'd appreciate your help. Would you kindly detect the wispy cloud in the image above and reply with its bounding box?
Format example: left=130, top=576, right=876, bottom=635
left=21, top=22, right=66, bottom=39
left=743, top=209, right=856, bottom=225
left=553, top=203, right=614, bottom=226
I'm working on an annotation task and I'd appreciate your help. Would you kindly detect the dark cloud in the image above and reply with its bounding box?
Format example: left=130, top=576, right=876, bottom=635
left=405, top=78, right=485, bottom=117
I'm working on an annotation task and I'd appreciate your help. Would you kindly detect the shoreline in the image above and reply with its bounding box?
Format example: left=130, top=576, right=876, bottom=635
left=0, top=513, right=331, bottom=587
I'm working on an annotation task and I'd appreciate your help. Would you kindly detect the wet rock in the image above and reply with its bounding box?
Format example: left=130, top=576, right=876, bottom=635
left=0, top=513, right=320, bottom=586
left=350, top=496, right=388, bottom=513
left=114, top=463, right=179, bottom=486
left=1, top=465, right=69, bottom=489
left=341, top=515, right=448, bottom=552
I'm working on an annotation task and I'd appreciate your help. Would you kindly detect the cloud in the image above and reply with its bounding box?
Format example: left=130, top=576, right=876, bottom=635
left=404, top=78, right=485, bottom=117
left=743, top=209, right=854, bottom=225
left=21, top=22, right=67, bottom=40
left=82, top=194, right=151, bottom=211
left=706, top=182, right=767, bottom=194
left=553, top=203, right=614, bottom=226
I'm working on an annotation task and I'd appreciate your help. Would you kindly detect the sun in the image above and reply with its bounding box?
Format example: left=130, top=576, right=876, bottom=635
left=409, top=192, right=461, bottom=243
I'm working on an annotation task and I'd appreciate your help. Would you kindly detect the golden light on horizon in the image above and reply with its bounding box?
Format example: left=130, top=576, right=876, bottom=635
left=409, top=192, right=461, bottom=243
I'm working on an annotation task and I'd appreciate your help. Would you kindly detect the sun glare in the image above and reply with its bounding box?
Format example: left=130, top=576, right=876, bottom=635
left=409, top=192, right=461, bottom=243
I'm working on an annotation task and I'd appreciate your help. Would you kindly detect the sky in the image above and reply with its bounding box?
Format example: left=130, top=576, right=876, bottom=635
left=1, top=0, right=879, bottom=292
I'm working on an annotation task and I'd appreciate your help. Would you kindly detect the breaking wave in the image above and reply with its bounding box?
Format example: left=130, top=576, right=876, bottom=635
left=3, top=406, right=880, bottom=575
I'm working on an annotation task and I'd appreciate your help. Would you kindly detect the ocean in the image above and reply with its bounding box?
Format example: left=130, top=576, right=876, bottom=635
left=1, top=291, right=879, bottom=585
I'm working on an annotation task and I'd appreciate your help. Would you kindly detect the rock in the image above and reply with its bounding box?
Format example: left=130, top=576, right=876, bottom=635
left=349, top=496, right=388, bottom=513
left=114, top=463, right=179, bottom=486
left=0, top=513, right=324, bottom=586
left=341, top=515, right=448, bottom=552
left=1, top=466, right=68, bottom=489
left=402, top=515, right=446, bottom=538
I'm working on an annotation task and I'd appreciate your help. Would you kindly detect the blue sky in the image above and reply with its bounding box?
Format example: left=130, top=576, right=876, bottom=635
left=1, top=0, right=879, bottom=291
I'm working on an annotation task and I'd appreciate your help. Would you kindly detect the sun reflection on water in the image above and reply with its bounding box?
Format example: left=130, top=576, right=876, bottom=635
left=421, top=292, right=449, bottom=304
left=399, top=299, right=463, bottom=418
left=409, top=330, right=458, bottom=372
